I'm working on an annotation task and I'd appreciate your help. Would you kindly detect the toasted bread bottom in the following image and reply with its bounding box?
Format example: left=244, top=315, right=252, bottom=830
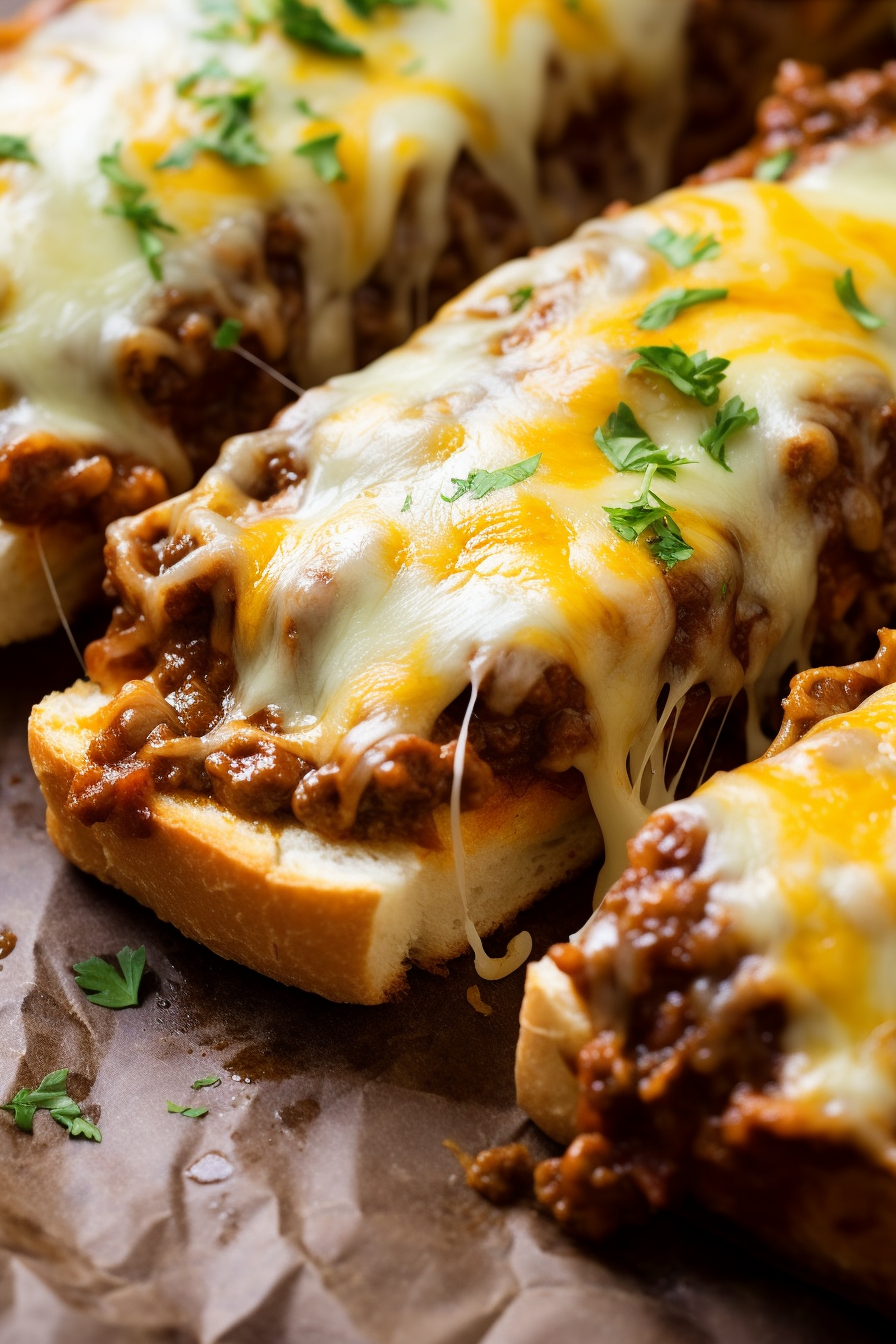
left=29, top=681, right=603, bottom=1003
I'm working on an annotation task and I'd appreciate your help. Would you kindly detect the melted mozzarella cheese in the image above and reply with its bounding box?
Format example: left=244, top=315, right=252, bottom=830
left=0, top=0, right=689, bottom=487
left=648, top=682, right=896, bottom=1165
left=119, top=140, right=896, bottom=894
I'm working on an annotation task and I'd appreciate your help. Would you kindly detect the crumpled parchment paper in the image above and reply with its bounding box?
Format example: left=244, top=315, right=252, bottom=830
left=0, top=625, right=892, bottom=1344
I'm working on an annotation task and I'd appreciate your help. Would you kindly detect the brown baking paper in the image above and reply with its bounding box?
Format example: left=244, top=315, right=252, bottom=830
left=0, top=627, right=892, bottom=1344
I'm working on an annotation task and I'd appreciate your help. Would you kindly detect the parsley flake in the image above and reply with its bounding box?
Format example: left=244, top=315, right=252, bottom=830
left=279, top=0, right=362, bottom=56
left=99, top=146, right=176, bottom=281
left=637, top=286, right=728, bottom=331
left=594, top=402, right=689, bottom=480
left=295, top=96, right=320, bottom=117
left=698, top=395, right=759, bottom=470
left=213, top=317, right=244, bottom=349
left=2, top=1069, right=101, bottom=1141
left=754, top=149, right=795, bottom=182
left=603, top=464, right=693, bottom=569
left=648, top=226, right=720, bottom=269
left=834, top=267, right=886, bottom=331
left=73, top=944, right=146, bottom=1007
left=192, top=1075, right=222, bottom=1089
left=0, top=134, right=36, bottom=165
left=196, top=0, right=273, bottom=42
left=628, top=343, right=729, bottom=407
left=401, top=492, right=412, bottom=512
left=295, top=131, right=347, bottom=182
left=346, top=0, right=445, bottom=12
left=167, top=1100, right=209, bottom=1118
left=159, top=63, right=268, bottom=169
left=509, top=285, right=533, bottom=313
left=442, top=452, right=541, bottom=503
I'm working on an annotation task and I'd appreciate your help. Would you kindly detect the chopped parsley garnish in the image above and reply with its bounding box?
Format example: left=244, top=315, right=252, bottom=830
left=294, top=131, right=347, bottom=182
left=401, top=491, right=412, bottom=512
left=698, top=395, right=759, bottom=470
left=442, top=452, right=541, bottom=503
left=637, top=286, right=728, bottom=331
left=176, top=55, right=230, bottom=93
left=279, top=0, right=362, bottom=56
left=99, top=147, right=176, bottom=281
left=834, top=267, right=886, bottom=331
left=159, top=63, right=267, bottom=169
left=0, top=134, right=36, bottom=164
left=346, top=0, right=446, bottom=12
left=346, top=0, right=427, bottom=11
left=509, top=285, right=533, bottom=312
left=628, top=343, right=729, bottom=407
left=295, top=96, right=320, bottom=117
left=196, top=0, right=273, bottom=42
left=603, top=464, right=693, bottom=569
left=648, top=226, right=720, bottom=269
left=213, top=316, right=244, bottom=349
left=167, top=1100, right=209, bottom=1118
left=754, top=149, right=795, bottom=182
left=192, top=1075, right=222, bottom=1089
left=2, top=1069, right=101, bottom=1141
left=401, top=56, right=424, bottom=75
left=594, top=402, right=689, bottom=480
left=73, top=944, right=146, bottom=1008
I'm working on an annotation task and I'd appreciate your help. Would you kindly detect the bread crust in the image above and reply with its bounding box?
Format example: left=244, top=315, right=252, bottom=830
left=515, top=956, right=590, bottom=1144
left=29, top=681, right=603, bottom=1003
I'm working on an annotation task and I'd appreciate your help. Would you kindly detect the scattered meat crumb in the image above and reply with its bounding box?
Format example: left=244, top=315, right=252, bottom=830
left=469, top=1143, right=535, bottom=1205
left=443, top=1138, right=535, bottom=1205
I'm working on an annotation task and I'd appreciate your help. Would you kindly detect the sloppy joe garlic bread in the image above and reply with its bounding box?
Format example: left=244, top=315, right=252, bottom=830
left=0, top=0, right=699, bottom=645
left=518, top=632, right=896, bottom=1314
left=7, top=1, right=896, bottom=648
left=30, top=87, right=896, bottom=1001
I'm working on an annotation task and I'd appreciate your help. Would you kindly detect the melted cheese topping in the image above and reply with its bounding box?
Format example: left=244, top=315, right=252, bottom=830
left=0, top=0, right=689, bottom=486
left=655, top=682, right=896, bottom=1166
left=117, top=140, right=896, bottom=896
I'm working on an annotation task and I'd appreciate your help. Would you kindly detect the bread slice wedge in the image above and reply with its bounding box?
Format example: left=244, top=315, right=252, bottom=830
left=516, top=632, right=896, bottom=1310
left=30, top=680, right=602, bottom=1003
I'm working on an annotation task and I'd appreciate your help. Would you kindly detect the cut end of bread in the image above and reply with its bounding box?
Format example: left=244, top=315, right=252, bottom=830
left=515, top=956, right=592, bottom=1143
left=0, top=522, right=102, bottom=646
left=29, top=682, right=604, bottom=1003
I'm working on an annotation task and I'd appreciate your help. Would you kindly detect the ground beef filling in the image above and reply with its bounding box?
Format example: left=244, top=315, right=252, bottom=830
left=0, top=434, right=168, bottom=528
left=532, top=810, right=787, bottom=1240
left=677, top=2, right=896, bottom=180
left=69, top=619, right=593, bottom=845
left=694, top=58, right=896, bottom=185
left=120, top=212, right=305, bottom=479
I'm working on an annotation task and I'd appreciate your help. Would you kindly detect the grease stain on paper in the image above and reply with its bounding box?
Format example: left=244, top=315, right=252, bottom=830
left=277, top=1098, right=321, bottom=1138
